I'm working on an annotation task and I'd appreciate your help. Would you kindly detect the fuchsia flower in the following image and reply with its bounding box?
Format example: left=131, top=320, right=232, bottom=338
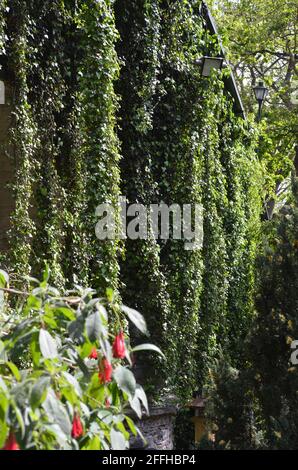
left=98, top=358, right=113, bottom=384
left=88, top=347, right=98, bottom=360
left=2, top=432, right=20, bottom=450
left=71, top=413, right=84, bottom=439
left=112, top=331, right=126, bottom=359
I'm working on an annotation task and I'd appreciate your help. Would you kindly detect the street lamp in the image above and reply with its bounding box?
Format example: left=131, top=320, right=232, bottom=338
left=196, top=56, right=224, bottom=77
left=253, top=81, right=268, bottom=122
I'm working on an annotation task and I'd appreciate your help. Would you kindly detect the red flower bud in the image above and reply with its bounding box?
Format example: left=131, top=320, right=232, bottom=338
left=2, top=432, right=20, bottom=450
left=98, top=358, right=113, bottom=384
left=112, top=331, right=126, bottom=359
left=71, top=414, right=84, bottom=439
left=105, top=398, right=111, bottom=408
left=88, top=347, right=98, bottom=360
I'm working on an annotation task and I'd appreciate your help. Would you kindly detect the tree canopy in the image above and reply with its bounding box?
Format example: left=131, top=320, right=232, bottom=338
left=210, top=0, right=298, bottom=205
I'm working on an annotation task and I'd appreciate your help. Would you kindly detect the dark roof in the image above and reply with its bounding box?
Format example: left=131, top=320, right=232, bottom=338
left=201, top=1, right=245, bottom=118
left=188, top=396, right=206, bottom=409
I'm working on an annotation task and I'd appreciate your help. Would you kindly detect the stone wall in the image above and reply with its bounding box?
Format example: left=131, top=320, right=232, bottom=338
left=131, top=406, right=176, bottom=450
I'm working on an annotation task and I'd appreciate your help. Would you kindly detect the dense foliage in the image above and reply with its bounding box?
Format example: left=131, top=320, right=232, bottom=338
left=210, top=0, right=298, bottom=215
left=0, top=1, right=262, bottom=401
left=115, top=0, right=262, bottom=396
left=206, top=178, right=298, bottom=449
left=0, top=267, right=162, bottom=450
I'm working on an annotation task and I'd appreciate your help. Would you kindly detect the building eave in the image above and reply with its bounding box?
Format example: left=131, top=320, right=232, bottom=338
left=201, top=2, right=246, bottom=119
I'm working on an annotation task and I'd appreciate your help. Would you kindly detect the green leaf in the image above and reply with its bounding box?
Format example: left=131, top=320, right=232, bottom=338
left=0, top=269, right=9, bottom=288
left=110, top=427, right=127, bottom=450
left=43, top=390, right=71, bottom=436
left=43, top=312, right=58, bottom=329
left=80, top=402, right=90, bottom=420
left=42, top=263, right=50, bottom=284
left=75, top=354, right=91, bottom=378
left=11, top=401, right=25, bottom=437
left=97, top=409, right=112, bottom=421
left=132, top=343, right=165, bottom=359
left=116, top=421, right=130, bottom=440
left=0, top=420, right=8, bottom=448
left=87, top=373, right=105, bottom=404
left=106, top=288, right=114, bottom=302
left=30, top=331, right=41, bottom=367
left=86, top=311, right=102, bottom=342
left=30, top=376, right=51, bottom=410
left=62, top=372, right=82, bottom=398
left=98, top=304, right=108, bottom=321
left=68, top=317, right=85, bottom=342
left=26, top=295, right=42, bottom=310
left=0, top=377, right=8, bottom=393
left=0, top=390, right=9, bottom=421
left=0, top=340, right=6, bottom=361
left=113, top=365, right=136, bottom=398
left=86, top=435, right=101, bottom=450
left=54, top=307, right=76, bottom=321
left=129, top=394, right=142, bottom=419
left=39, top=329, right=58, bottom=359
left=99, top=337, right=112, bottom=361
left=6, top=362, right=21, bottom=382
left=135, top=385, right=149, bottom=414
left=43, top=423, right=69, bottom=448
left=121, top=305, right=148, bottom=335
left=125, top=416, right=137, bottom=437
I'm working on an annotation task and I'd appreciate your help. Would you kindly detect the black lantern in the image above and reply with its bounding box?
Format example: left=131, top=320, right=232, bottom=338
left=196, top=56, right=224, bottom=77
left=253, top=81, right=268, bottom=121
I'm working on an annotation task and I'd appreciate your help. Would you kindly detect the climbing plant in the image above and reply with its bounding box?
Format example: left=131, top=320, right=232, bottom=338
left=0, top=0, right=6, bottom=55
left=6, top=0, right=37, bottom=281
left=205, top=177, right=298, bottom=450
left=0, top=0, right=262, bottom=401
left=151, top=0, right=205, bottom=395
left=115, top=0, right=262, bottom=397
left=115, top=0, right=172, bottom=393
left=78, top=0, right=121, bottom=293
left=3, top=1, right=121, bottom=293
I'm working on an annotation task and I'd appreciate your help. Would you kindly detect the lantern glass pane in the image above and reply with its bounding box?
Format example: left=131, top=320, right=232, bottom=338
left=254, top=82, right=268, bottom=101
left=202, top=57, right=223, bottom=77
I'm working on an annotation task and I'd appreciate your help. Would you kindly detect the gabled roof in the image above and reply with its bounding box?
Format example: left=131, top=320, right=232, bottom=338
left=201, top=2, right=245, bottom=118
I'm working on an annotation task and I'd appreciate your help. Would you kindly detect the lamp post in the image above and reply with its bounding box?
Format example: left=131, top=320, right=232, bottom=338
left=253, top=81, right=268, bottom=122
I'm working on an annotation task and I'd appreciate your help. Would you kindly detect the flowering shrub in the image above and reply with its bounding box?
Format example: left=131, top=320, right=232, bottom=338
left=0, top=267, right=163, bottom=450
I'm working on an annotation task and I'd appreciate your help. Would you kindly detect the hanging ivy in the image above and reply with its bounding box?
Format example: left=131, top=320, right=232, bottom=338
left=4, top=0, right=121, bottom=292
left=0, top=0, right=262, bottom=400
left=115, top=0, right=171, bottom=392
left=7, top=0, right=37, bottom=282
left=26, top=1, right=71, bottom=288
left=77, top=0, right=121, bottom=293
left=151, top=0, right=205, bottom=396
left=0, top=0, right=6, bottom=55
